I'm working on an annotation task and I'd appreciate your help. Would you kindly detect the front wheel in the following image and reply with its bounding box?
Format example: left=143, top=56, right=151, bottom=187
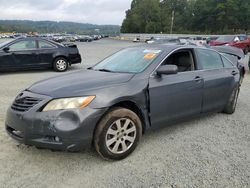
left=223, top=86, right=240, bottom=114
left=53, top=57, right=68, bottom=72
left=94, top=107, right=142, bottom=160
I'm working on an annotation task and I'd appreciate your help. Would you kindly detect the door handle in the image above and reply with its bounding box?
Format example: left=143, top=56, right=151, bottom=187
left=194, top=76, right=202, bottom=82
left=231, top=71, right=238, bottom=76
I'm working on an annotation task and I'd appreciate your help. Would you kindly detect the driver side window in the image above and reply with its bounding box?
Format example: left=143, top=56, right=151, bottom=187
left=162, top=50, right=195, bottom=72
left=9, top=40, right=36, bottom=51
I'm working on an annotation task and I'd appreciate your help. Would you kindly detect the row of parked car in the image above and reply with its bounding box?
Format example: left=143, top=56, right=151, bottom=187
left=135, top=34, right=250, bottom=55
left=49, top=34, right=109, bottom=43
left=0, top=33, right=109, bottom=43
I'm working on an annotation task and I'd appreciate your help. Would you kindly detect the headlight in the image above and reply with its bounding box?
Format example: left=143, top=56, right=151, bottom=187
left=42, top=96, right=95, bottom=112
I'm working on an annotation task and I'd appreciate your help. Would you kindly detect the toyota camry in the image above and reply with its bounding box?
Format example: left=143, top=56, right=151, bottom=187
left=5, top=45, right=240, bottom=160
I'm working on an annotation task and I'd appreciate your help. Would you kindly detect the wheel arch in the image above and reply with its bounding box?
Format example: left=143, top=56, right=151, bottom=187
left=110, top=100, right=147, bottom=134
left=53, top=55, right=69, bottom=65
left=92, top=100, right=147, bottom=145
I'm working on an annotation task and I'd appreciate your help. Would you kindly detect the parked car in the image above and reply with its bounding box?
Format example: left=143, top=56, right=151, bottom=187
left=5, top=45, right=240, bottom=160
left=211, top=46, right=246, bottom=84
left=145, top=36, right=154, bottom=43
left=92, top=35, right=101, bottom=40
left=210, top=35, right=250, bottom=54
left=206, top=36, right=218, bottom=44
left=76, top=35, right=93, bottom=42
left=146, top=37, right=181, bottom=45
left=51, top=35, right=66, bottom=43
left=64, top=36, right=76, bottom=42
left=0, top=37, right=81, bottom=72
left=187, top=36, right=207, bottom=46
left=133, top=37, right=140, bottom=42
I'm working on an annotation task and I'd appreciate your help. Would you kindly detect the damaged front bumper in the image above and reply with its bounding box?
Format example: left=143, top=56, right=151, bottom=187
left=5, top=91, right=107, bottom=151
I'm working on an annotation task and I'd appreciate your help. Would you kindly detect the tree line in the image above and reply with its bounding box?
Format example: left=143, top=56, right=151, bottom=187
left=121, top=0, right=250, bottom=34
left=0, top=20, right=120, bottom=35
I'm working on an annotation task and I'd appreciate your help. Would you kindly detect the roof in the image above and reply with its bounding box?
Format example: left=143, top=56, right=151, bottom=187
left=130, top=44, right=209, bottom=52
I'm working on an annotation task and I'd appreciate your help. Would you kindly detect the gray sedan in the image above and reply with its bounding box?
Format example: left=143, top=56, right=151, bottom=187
left=5, top=45, right=240, bottom=160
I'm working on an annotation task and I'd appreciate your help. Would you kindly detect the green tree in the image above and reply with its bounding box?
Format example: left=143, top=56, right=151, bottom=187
left=121, top=0, right=161, bottom=33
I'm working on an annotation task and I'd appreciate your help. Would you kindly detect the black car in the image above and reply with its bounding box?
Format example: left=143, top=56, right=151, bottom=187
left=0, top=38, right=81, bottom=72
left=5, top=45, right=240, bottom=160
left=76, top=36, right=93, bottom=42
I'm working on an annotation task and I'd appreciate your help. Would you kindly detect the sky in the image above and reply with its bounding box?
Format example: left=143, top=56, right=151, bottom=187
left=0, top=0, right=133, bottom=25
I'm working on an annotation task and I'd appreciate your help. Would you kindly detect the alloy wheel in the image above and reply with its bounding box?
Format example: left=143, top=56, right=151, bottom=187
left=105, top=118, right=137, bottom=154
left=56, top=59, right=67, bottom=71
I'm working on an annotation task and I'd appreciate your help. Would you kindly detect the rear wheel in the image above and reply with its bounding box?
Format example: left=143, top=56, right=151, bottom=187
left=223, top=86, right=240, bottom=114
left=94, top=107, right=142, bottom=160
left=53, top=57, right=68, bottom=72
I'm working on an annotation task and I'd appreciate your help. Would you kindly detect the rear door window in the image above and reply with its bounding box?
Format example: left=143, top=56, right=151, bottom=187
left=221, top=55, right=235, bottom=68
left=196, top=49, right=223, bottom=70
left=38, top=41, right=55, bottom=49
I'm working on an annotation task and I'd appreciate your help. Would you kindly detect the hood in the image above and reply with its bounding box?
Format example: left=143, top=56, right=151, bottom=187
left=28, top=70, right=134, bottom=98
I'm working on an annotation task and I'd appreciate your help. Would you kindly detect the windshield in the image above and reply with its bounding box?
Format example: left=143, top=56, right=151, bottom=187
left=93, top=48, right=162, bottom=73
left=216, top=36, right=234, bottom=42
left=0, top=39, right=14, bottom=48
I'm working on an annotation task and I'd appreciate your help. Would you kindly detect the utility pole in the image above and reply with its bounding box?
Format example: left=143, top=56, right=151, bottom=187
left=170, top=10, right=175, bottom=34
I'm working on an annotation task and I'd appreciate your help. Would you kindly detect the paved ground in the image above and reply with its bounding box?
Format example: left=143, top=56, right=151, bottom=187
left=0, top=39, right=250, bottom=188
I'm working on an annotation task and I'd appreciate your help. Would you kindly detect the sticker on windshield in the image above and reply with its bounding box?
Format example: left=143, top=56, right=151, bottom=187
left=143, top=49, right=161, bottom=54
left=144, top=53, right=157, bottom=60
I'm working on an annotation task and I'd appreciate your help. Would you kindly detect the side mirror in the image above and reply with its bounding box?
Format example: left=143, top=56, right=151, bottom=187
left=156, top=65, right=178, bottom=76
left=3, top=47, right=10, bottom=52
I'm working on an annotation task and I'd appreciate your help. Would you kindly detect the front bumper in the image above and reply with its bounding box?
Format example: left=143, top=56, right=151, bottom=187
left=5, top=91, right=107, bottom=151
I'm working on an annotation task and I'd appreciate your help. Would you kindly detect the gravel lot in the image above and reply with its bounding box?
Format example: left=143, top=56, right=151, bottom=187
left=0, top=39, right=250, bottom=188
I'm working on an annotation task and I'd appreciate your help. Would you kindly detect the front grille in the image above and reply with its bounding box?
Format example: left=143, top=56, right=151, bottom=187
left=11, top=97, right=42, bottom=112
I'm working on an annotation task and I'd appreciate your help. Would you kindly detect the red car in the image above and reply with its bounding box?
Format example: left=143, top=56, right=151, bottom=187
left=210, top=35, right=250, bottom=54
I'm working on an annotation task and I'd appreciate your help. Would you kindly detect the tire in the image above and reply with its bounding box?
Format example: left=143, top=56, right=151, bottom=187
left=223, top=86, right=240, bottom=114
left=53, top=57, right=68, bottom=72
left=94, top=107, right=142, bottom=160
